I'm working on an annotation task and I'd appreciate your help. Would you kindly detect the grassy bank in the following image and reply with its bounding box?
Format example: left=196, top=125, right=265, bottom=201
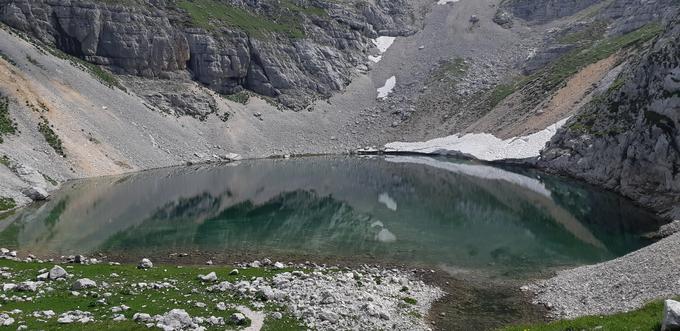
left=0, top=259, right=303, bottom=330
left=501, top=298, right=673, bottom=331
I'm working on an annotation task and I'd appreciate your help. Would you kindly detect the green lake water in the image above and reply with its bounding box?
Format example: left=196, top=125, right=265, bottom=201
left=0, top=155, right=663, bottom=275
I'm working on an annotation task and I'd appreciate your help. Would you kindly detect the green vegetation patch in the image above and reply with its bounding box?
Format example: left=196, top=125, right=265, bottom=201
left=0, top=96, right=18, bottom=143
left=402, top=297, right=417, bottom=305
left=501, top=298, right=672, bottom=331
left=222, top=91, right=251, bottom=104
left=428, top=57, right=468, bottom=83
left=486, top=23, right=664, bottom=109
left=38, top=116, right=66, bottom=157
left=0, top=259, right=304, bottom=330
left=177, top=0, right=314, bottom=38
left=0, top=197, right=16, bottom=211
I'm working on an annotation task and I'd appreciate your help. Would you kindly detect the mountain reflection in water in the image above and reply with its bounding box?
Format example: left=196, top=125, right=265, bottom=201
left=0, top=156, right=663, bottom=273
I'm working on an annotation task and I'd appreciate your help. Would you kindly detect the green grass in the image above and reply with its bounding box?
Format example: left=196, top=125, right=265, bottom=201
left=38, top=116, right=66, bottom=157
left=0, top=96, right=17, bottom=143
left=0, top=154, right=11, bottom=168
left=0, top=197, right=15, bottom=211
left=0, top=50, right=17, bottom=66
left=500, top=298, right=673, bottom=331
left=222, top=91, right=250, bottom=104
left=486, top=23, right=664, bottom=109
left=558, top=20, right=608, bottom=45
left=0, top=259, right=304, bottom=330
left=402, top=297, right=417, bottom=305
left=428, top=57, right=468, bottom=83
left=177, top=0, right=312, bottom=38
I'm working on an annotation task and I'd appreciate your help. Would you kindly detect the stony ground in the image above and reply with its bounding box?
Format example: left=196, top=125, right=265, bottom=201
left=525, top=231, right=680, bottom=320
left=0, top=250, right=444, bottom=330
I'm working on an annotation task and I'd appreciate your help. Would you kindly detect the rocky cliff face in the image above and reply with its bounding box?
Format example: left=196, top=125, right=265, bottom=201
left=538, top=15, right=680, bottom=218
left=503, top=0, right=600, bottom=22
left=0, top=0, right=414, bottom=110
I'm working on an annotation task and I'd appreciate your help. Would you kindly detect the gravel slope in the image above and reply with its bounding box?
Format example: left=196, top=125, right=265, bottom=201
left=527, top=232, right=680, bottom=319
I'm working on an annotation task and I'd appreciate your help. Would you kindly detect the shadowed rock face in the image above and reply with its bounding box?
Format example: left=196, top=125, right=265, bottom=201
left=0, top=0, right=414, bottom=109
left=503, top=0, right=600, bottom=22
left=539, top=15, right=680, bottom=218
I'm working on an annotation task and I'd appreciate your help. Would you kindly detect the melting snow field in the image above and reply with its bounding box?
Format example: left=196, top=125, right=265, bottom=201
left=385, top=118, right=569, bottom=161
left=369, top=36, right=396, bottom=63
left=437, top=0, right=459, bottom=4
left=377, top=76, right=396, bottom=99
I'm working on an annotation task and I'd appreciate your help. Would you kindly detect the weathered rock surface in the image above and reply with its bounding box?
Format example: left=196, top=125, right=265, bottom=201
left=662, top=299, right=680, bottom=331
left=503, top=0, right=600, bottom=22
left=538, top=14, right=680, bottom=218
left=0, top=0, right=415, bottom=110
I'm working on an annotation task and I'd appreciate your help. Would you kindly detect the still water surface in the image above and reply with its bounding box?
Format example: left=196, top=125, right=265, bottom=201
left=0, top=156, right=663, bottom=275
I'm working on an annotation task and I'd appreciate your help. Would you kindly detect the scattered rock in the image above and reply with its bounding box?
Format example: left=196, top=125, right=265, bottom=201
left=0, top=313, right=14, bottom=326
left=229, top=269, right=239, bottom=275
left=138, top=258, right=153, bottom=269
left=156, top=309, right=199, bottom=330
left=662, top=300, right=680, bottom=331
left=230, top=312, right=247, bottom=325
left=16, top=281, right=38, bottom=292
left=71, top=278, right=96, bottom=290
left=198, top=272, right=217, bottom=282
left=49, top=265, right=68, bottom=280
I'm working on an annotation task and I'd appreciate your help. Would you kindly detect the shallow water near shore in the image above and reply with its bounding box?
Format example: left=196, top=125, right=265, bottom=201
left=0, top=155, right=665, bottom=329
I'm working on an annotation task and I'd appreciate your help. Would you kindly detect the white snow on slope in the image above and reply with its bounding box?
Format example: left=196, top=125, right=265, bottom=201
left=385, top=118, right=569, bottom=161
left=369, top=36, right=396, bottom=63
left=377, top=76, right=396, bottom=99
left=437, top=0, right=459, bottom=5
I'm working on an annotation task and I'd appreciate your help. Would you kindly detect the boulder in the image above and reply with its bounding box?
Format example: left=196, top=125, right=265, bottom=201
left=138, top=258, right=153, bottom=269
left=16, top=281, right=38, bottom=292
left=198, top=272, right=217, bottom=282
left=230, top=312, right=246, bottom=325
left=662, top=300, right=680, bottom=331
left=49, top=265, right=68, bottom=280
left=71, top=278, right=97, bottom=290
left=22, top=186, right=49, bottom=201
left=156, top=309, right=198, bottom=330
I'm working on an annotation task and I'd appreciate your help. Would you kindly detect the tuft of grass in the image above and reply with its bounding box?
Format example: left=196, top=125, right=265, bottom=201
left=402, top=297, right=417, bottom=305
left=0, top=197, right=15, bottom=211
left=0, top=96, right=18, bottom=143
left=428, top=57, right=468, bottom=83
left=0, top=154, right=11, bottom=168
left=0, top=50, right=17, bottom=66
left=222, top=91, right=250, bottom=104
left=500, top=298, right=673, bottom=331
left=177, top=0, right=309, bottom=38
left=38, top=116, right=66, bottom=157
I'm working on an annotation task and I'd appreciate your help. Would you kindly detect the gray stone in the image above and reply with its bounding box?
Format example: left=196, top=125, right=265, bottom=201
left=16, top=281, right=37, bottom=292
left=663, top=300, right=680, bottom=331
left=49, top=265, right=68, bottom=280
left=230, top=312, right=246, bottom=325
left=71, top=278, right=97, bottom=290
left=138, top=258, right=153, bottom=269
left=198, top=272, right=217, bottom=282
left=22, top=186, right=49, bottom=201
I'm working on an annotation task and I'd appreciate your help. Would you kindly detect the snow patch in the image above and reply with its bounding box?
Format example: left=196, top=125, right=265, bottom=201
left=369, top=36, right=396, bottom=63
left=385, top=118, right=569, bottom=161
left=377, top=76, right=396, bottom=99
left=373, top=36, right=396, bottom=53
left=437, top=0, right=459, bottom=5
